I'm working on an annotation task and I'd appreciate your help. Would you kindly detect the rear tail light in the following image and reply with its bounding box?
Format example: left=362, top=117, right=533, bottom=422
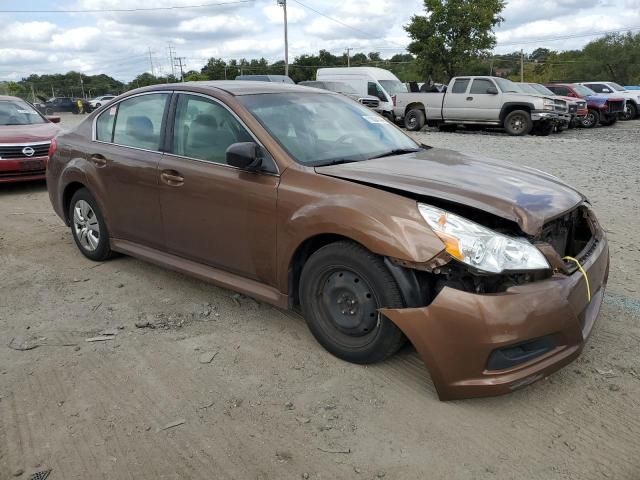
left=391, top=95, right=396, bottom=107
left=48, top=137, right=57, bottom=158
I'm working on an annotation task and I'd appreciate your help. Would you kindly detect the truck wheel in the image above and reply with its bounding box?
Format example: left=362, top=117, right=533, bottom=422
left=404, top=109, right=425, bottom=131
left=582, top=109, right=599, bottom=128
left=622, top=102, right=637, bottom=121
left=504, top=110, right=532, bottom=136
left=299, top=241, right=406, bottom=364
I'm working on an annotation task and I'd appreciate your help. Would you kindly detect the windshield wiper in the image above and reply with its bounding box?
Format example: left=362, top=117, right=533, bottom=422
left=316, top=158, right=361, bottom=167
left=369, top=148, right=421, bottom=159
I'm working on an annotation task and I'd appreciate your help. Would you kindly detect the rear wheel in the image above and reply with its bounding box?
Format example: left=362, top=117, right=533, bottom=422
left=404, top=109, right=425, bottom=131
left=582, top=109, right=600, bottom=128
left=299, top=241, right=406, bottom=364
left=503, top=110, right=532, bottom=136
left=68, top=189, right=114, bottom=262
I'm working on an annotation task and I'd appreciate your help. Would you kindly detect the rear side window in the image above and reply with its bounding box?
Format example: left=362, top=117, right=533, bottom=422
left=548, top=85, right=569, bottom=96
left=96, top=108, right=116, bottom=142
left=451, top=79, right=470, bottom=94
left=470, top=79, right=496, bottom=94
left=113, top=93, right=169, bottom=151
left=171, top=94, right=253, bottom=164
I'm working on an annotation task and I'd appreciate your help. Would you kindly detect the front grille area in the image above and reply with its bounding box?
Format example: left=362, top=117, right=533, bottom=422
left=0, top=142, right=50, bottom=159
left=553, top=99, right=568, bottom=113
left=538, top=207, right=594, bottom=261
left=568, top=104, right=578, bottom=114
left=359, top=98, right=380, bottom=108
left=608, top=100, right=625, bottom=114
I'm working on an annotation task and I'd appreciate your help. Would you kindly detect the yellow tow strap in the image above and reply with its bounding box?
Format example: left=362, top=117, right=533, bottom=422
left=563, top=256, right=591, bottom=303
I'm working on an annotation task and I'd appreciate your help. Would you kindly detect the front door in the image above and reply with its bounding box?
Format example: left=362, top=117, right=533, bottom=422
left=88, top=92, right=170, bottom=249
left=158, top=93, right=279, bottom=285
left=463, top=78, right=502, bottom=121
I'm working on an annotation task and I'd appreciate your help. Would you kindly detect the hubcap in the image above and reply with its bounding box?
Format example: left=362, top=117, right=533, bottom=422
left=73, top=200, right=100, bottom=251
left=510, top=115, right=525, bottom=132
left=320, top=270, right=379, bottom=337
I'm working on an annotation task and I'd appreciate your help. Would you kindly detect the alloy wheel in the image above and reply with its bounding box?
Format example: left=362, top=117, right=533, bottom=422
left=73, top=200, right=101, bottom=251
left=509, top=114, right=527, bottom=134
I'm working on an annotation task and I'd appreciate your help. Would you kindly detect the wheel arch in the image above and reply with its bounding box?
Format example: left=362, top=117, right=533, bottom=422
left=62, top=181, right=88, bottom=225
left=404, top=102, right=426, bottom=116
left=499, top=102, right=534, bottom=122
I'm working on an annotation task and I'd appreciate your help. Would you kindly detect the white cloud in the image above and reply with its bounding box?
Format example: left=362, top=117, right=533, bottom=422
left=177, top=15, right=259, bottom=35
left=51, top=27, right=102, bottom=50
left=0, top=21, right=57, bottom=42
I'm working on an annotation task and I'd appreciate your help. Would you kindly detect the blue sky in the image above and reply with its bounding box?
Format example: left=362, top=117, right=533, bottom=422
left=1, top=0, right=638, bottom=82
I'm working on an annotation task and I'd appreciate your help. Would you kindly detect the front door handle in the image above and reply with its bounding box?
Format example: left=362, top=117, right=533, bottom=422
left=466, top=96, right=474, bottom=101
left=90, top=154, right=107, bottom=167
left=161, top=169, right=184, bottom=187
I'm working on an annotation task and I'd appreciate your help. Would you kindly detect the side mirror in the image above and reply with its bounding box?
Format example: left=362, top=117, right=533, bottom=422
left=486, top=86, right=499, bottom=95
left=46, top=115, right=61, bottom=123
left=226, top=142, right=262, bottom=171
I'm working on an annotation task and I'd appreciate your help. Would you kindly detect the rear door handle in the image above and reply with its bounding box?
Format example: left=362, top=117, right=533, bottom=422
left=90, top=154, right=107, bottom=167
left=466, top=96, right=474, bottom=101
left=161, top=169, right=184, bottom=187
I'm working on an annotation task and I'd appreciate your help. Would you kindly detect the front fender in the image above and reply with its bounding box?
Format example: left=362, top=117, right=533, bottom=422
left=276, top=168, right=445, bottom=293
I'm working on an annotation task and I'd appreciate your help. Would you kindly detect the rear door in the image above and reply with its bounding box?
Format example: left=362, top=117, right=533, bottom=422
left=442, top=78, right=470, bottom=120
left=88, top=91, right=170, bottom=249
left=157, top=92, right=279, bottom=285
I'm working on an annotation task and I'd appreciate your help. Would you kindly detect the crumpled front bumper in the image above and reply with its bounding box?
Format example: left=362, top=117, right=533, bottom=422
left=531, top=111, right=561, bottom=122
left=382, top=237, right=609, bottom=401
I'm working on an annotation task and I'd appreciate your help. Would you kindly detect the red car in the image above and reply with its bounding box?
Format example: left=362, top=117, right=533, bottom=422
left=0, top=95, right=60, bottom=183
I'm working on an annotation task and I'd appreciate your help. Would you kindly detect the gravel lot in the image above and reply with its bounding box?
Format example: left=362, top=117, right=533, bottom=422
left=1, top=114, right=639, bottom=479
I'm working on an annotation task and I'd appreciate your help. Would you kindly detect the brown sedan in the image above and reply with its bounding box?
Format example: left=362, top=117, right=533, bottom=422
left=47, top=82, right=609, bottom=400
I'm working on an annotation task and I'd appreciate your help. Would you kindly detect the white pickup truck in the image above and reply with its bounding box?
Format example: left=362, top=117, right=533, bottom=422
left=393, top=76, right=568, bottom=136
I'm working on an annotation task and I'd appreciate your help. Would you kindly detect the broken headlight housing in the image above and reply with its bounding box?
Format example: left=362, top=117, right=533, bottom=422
left=418, top=204, right=550, bottom=274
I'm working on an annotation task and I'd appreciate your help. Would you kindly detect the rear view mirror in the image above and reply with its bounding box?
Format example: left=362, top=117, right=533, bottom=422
left=486, top=87, right=499, bottom=95
left=46, top=115, right=61, bottom=123
left=226, top=142, right=262, bottom=170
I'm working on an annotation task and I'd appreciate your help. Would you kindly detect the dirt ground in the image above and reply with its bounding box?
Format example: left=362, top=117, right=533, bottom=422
left=1, top=114, right=639, bottom=480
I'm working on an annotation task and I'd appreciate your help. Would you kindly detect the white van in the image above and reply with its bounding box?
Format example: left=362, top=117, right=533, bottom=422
left=316, top=67, right=407, bottom=119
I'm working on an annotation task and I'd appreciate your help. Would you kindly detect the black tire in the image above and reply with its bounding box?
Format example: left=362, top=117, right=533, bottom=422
left=503, top=110, right=532, bottom=136
left=68, top=188, right=114, bottom=262
left=622, top=102, right=637, bottom=121
left=44, top=107, right=54, bottom=115
left=404, top=108, right=425, bottom=131
left=582, top=109, right=600, bottom=128
left=299, top=241, right=406, bottom=364
left=437, top=123, right=458, bottom=132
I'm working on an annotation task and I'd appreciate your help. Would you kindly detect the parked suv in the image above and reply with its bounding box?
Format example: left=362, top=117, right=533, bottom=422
left=394, top=76, right=567, bottom=135
left=298, top=80, right=381, bottom=111
left=47, top=81, right=609, bottom=400
left=544, top=83, right=625, bottom=128
left=35, top=96, right=90, bottom=115
left=578, top=81, right=640, bottom=120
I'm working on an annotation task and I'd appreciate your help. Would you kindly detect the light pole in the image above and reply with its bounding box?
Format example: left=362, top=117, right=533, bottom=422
left=277, top=0, right=288, bottom=76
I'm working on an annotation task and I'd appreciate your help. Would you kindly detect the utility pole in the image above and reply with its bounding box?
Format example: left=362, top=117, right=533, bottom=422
left=520, top=49, right=524, bottom=82
left=148, top=47, right=155, bottom=76
left=79, top=74, right=85, bottom=98
left=30, top=84, right=36, bottom=103
left=345, top=47, right=352, bottom=67
left=167, top=43, right=176, bottom=77
left=489, top=57, right=494, bottom=75
left=277, top=0, right=288, bottom=76
left=175, top=57, right=186, bottom=82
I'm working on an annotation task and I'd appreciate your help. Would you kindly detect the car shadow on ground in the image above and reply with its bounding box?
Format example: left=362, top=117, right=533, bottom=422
left=0, top=180, right=47, bottom=196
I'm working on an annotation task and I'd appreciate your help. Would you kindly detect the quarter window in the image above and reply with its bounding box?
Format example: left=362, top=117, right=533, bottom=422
left=171, top=94, right=253, bottom=164
left=470, top=79, right=496, bottom=94
left=96, top=108, right=116, bottom=142
left=451, top=79, right=470, bottom=94
left=112, top=93, right=169, bottom=150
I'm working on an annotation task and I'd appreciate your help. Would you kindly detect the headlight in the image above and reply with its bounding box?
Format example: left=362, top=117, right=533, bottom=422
left=418, top=204, right=550, bottom=274
left=543, top=99, right=554, bottom=111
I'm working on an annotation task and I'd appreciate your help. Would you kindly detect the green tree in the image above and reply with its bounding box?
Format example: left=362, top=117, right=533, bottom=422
left=405, top=0, right=505, bottom=80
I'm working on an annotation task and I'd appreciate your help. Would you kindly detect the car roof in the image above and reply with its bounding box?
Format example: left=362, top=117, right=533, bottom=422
left=131, top=80, right=330, bottom=96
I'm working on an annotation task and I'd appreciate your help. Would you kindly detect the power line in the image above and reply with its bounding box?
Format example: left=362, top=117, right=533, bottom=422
left=497, top=25, right=640, bottom=46
left=290, top=0, right=406, bottom=48
left=0, top=0, right=254, bottom=14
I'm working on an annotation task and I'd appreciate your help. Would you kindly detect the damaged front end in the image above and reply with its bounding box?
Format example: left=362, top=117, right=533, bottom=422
left=381, top=202, right=609, bottom=400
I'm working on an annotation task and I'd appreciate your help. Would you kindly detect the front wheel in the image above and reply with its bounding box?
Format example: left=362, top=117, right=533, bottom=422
left=622, top=102, right=637, bottom=121
left=582, top=109, right=600, bottom=128
left=69, top=188, right=114, bottom=261
left=299, top=241, right=406, bottom=364
left=504, top=110, right=532, bottom=136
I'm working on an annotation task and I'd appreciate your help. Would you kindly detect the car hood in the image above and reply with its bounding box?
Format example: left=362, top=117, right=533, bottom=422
left=315, top=148, right=585, bottom=235
left=0, top=122, right=59, bottom=143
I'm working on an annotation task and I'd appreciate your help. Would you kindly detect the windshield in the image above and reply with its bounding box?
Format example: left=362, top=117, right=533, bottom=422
left=0, top=100, right=46, bottom=126
left=517, top=83, right=540, bottom=94
left=379, top=80, right=408, bottom=94
left=530, top=84, right=556, bottom=96
left=609, top=82, right=625, bottom=91
left=494, top=78, right=520, bottom=93
left=324, top=82, right=357, bottom=94
left=239, top=93, right=420, bottom=166
left=574, top=85, right=596, bottom=96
